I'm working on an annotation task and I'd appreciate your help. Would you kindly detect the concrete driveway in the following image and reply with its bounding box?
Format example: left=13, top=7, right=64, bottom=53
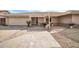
left=0, top=26, right=61, bottom=48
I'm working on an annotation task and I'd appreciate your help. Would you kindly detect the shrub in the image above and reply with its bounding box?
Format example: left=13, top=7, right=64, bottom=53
left=42, top=23, right=47, bottom=27
left=69, top=23, right=75, bottom=28
left=26, top=21, right=31, bottom=27
left=69, top=23, right=75, bottom=26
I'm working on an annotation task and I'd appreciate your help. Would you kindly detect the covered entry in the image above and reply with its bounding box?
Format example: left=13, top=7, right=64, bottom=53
left=31, top=17, right=38, bottom=25
left=0, top=18, right=5, bottom=25
left=0, top=16, right=6, bottom=25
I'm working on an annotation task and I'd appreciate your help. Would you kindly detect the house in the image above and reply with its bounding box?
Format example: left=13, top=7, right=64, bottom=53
left=0, top=10, right=79, bottom=27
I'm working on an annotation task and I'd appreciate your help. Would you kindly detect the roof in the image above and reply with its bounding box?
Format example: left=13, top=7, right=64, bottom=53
left=5, top=12, right=70, bottom=17
left=0, top=10, right=10, bottom=13
left=1, top=10, right=79, bottom=17
left=6, top=12, right=63, bottom=17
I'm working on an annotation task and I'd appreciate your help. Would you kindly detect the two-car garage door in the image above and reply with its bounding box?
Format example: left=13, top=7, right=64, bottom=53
left=8, top=17, right=29, bottom=25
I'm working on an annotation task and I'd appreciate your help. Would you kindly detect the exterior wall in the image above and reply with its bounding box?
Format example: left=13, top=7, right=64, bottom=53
left=58, top=15, right=72, bottom=24
left=8, top=17, right=29, bottom=25
left=6, top=14, right=75, bottom=26
left=38, top=17, right=45, bottom=23
left=6, top=17, right=9, bottom=25
left=0, top=12, right=8, bottom=15
left=5, top=14, right=79, bottom=26
left=72, top=14, right=79, bottom=24
left=51, top=17, right=58, bottom=25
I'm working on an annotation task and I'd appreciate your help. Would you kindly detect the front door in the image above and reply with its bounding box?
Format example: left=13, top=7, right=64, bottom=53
left=31, top=17, right=38, bottom=25
left=0, top=18, right=6, bottom=25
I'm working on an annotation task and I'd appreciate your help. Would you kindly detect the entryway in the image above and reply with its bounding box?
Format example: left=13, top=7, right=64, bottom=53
left=31, top=17, right=38, bottom=26
left=46, top=16, right=51, bottom=24
left=0, top=18, right=6, bottom=25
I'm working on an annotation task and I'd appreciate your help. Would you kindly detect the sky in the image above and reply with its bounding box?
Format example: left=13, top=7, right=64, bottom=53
left=0, top=0, right=79, bottom=13
left=9, top=10, right=32, bottom=13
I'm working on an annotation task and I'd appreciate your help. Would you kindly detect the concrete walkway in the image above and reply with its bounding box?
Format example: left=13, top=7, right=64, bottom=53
left=0, top=31, right=61, bottom=48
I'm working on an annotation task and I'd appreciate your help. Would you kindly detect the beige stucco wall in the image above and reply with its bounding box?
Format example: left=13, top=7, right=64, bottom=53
left=5, top=14, right=79, bottom=25
left=58, top=15, right=72, bottom=24
left=72, top=14, right=79, bottom=24
left=0, top=12, right=8, bottom=15
left=38, top=17, right=45, bottom=23
left=6, top=17, right=9, bottom=25
left=51, top=17, right=58, bottom=25
left=8, top=17, right=29, bottom=25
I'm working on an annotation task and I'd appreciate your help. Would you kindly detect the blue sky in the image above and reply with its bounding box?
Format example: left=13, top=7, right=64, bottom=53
left=9, top=10, right=32, bottom=13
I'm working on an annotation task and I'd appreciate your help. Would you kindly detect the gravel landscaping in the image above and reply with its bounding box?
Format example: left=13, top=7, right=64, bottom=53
left=61, top=28, right=79, bottom=43
left=50, top=26, right=79, bottom=48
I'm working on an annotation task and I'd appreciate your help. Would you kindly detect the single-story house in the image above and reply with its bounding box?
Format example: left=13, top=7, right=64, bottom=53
left=0, top=10, right=79, bottom=27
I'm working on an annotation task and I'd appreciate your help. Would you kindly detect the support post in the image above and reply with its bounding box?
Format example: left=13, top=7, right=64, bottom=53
left=48, top=16, right=51, bottom=29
